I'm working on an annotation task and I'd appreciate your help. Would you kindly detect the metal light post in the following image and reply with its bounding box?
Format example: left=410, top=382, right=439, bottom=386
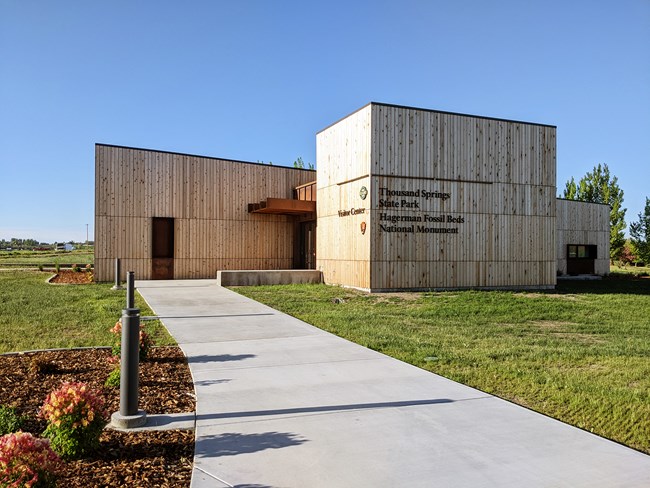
left=111, top=258, right=124, bottom=290
left=111, top=271, right=147, bottom=428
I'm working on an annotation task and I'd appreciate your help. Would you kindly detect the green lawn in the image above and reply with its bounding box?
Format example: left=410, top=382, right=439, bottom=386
left=610, top=263, right=650, bottom=276
left=235, top=278, right=650, bottom=454
left=0, top=270, right=174, bottom=353
left=0, top=248, right=94, bottom=266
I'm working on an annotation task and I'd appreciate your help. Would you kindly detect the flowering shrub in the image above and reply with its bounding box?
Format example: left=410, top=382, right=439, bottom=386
left=110, top=320, right=153, bottom=361
left=0, top=432, right=61, bottom=487
left=71, top=264, right=81, bottom=272
left=40, top=382, right=107, bottom=459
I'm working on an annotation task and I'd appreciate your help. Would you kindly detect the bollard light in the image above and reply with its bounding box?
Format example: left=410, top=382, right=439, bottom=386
left=111, top=258, right=124, bottom=290
left=126, top=271, right=135, bottom=309
left=110, top=272, right=146, bottom=428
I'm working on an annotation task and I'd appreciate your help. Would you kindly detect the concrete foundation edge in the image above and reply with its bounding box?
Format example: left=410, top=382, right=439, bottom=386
left=217, top=270, right=322, bottom=286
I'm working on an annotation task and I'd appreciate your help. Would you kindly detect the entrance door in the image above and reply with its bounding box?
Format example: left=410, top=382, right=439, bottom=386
left=152, top=218, right=174, bottom=279
left=300, top=221, right=316, bottom=269
left=567, top=244, right=596, bottom=275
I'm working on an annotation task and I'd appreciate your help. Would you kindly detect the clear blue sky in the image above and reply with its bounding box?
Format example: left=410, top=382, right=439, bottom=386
left=1, top=0, right=648, bottom=243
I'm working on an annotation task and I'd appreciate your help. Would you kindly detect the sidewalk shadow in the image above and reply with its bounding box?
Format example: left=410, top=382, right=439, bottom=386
left=195, top=378, right=231, bottom=386
left=188, top=354, right=256, bottom=364
left=195, top=431, right=307, bottom=458
left=196, top=398, right=455, bottom=422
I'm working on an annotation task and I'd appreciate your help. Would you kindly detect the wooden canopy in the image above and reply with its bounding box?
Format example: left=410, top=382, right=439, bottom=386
left=248, top=198, right=316, bottom=215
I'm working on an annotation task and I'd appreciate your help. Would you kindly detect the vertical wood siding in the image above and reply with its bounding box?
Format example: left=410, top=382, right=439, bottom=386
left=95, top=145, right=315, bottom=281
left=368, top=104, right=557, bottom=290
left=317, top=103, right=559, bottom=290
left=316, top=105, right=372, bottom=289
left=556, top=199, right=610, bottom=275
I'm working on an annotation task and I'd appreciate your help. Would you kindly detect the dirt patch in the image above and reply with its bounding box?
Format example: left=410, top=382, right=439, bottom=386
left=527, top=321, right=604, bottom=343
left=515, top=292, right=579, bottom=301
left=528, top=320, right=577, bottom=329
left=0, top=347, right=195, bottom=486
left=49, top=269, right=94, bottom=284
left=369, top=292, right=424, bottom=303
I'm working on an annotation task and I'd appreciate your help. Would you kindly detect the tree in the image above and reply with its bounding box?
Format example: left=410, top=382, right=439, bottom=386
left=630, top=197, right=650, bottom=264
left=562, top=163, right=627, bottom=260
left=293, top=157, right=315, bottom=170
left=619, top=241, right=637, bottom=266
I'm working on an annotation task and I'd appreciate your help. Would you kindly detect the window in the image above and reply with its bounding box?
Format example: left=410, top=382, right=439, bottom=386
left=567, top=245, right=597, bottom=259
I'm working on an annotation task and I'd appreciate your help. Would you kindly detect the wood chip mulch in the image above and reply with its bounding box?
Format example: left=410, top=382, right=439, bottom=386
left=49, top=269, right=94, bottom=284
left=0, top=347, right=196, bottom=487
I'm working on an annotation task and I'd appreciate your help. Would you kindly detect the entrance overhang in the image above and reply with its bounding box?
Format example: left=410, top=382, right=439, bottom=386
left=248, top=198, right=315, bottom=216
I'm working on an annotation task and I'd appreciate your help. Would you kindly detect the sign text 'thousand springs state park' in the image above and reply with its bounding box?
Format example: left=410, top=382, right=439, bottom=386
left=378, top=186, right=464, bottom=234
left=338, top=186, right=467, bottom=234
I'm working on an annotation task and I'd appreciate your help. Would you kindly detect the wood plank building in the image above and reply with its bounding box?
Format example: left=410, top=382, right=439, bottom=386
left=95, top=102, right=609, bottom=288
left=556, top=199, right=610, bottom=276
left=94, top=145, right=316, bottom=282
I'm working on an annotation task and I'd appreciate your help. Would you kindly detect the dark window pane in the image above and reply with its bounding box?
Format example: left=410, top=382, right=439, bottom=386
left=568, top=245, right=577, bottom=258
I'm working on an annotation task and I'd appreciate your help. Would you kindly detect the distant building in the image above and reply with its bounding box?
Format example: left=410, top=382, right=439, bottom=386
left=55, top=243, right=75, bottom=251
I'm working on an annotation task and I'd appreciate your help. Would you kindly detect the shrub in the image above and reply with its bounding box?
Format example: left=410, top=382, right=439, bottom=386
left=40, top=382, right=107, bottom=459
left=0, top=432, right=62, bottom=487
left=54, top=261, right=60, bottom=273
left=37, top=264, right=43, bottom=272
left=71, top=264, right=81, bottom=273
left=110, top=320, right=153, bottom=361
left=104, top=367, right=120, bottom=388
left=0, top=406, right=22, bottom=435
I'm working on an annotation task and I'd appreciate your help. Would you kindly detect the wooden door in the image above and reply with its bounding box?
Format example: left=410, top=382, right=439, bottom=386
left=152, top=218, right=174, bottom=279
left=566, top=245, right=596, bottom=275
left=300, top=221, right=316, bottom=269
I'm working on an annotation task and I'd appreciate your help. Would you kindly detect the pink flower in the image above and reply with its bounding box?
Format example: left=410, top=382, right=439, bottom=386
left=40, top=382, right=107, bottom=428
left=0, top=432, right=62, bottom=487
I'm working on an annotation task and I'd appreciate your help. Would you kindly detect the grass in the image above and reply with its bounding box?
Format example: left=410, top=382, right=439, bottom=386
left=0, top=270, right=175, bottom=353
left=0, top=249, right=94, bottom=266
left=234, top=278, right=650, bottom=454
left=610, top=263, right=650, bottom=276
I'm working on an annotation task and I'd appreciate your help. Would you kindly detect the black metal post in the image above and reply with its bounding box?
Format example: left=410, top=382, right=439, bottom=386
left=119, top=307, right=140, bottom=417
left=110, top=276, right=146, bottom=429
left=112, top=258, right=123, bottom=290
left=126, top=271, right=135, bottom=309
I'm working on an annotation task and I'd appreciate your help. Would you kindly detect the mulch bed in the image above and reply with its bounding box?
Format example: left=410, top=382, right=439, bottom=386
left=49, top=269, right=94, bottom=284
left=0, top=347, right=196, bottom=487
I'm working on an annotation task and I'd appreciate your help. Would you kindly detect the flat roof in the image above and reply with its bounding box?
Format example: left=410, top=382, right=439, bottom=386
left=317, top=101, right=557, bottom=134
left=95, top=143, right=316, bottom=173
left=556, top=197, right=611, bottom=207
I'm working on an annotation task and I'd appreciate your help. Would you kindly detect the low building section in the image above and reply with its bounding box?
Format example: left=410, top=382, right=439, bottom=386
left=556, top=199, right=610, bottom=276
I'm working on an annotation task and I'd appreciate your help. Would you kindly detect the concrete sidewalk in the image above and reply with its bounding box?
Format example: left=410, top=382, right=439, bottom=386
left=136, top=279, right=650, bottom=488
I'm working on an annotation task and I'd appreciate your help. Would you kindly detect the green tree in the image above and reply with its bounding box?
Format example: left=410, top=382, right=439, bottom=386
left=563, top=177, right=577, bottom=200
left=293, top=157, right=315, bottom=170
left=562, top=163, right=627, bottom=260
left=630, top=197, right=650, bottom=264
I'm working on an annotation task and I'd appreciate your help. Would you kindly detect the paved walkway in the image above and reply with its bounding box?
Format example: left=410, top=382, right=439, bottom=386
left=136, top=280, right=650, bottom=488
